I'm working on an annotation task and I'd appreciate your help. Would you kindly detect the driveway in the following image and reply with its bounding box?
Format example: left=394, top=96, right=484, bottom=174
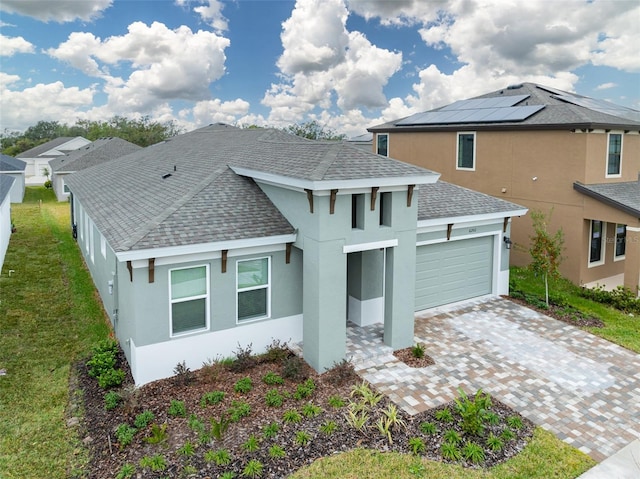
left=348, top=296, right=640, bottom=461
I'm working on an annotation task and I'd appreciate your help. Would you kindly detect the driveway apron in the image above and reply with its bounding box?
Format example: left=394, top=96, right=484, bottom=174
left=350, top=297, right=640, bottom=461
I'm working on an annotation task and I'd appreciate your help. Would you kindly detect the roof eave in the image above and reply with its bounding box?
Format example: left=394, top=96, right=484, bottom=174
left=230, top=166, right=440, bottom=191
left=573, top=182, right=640, bottom=218
left=368, top=122, right=640, bottom=134
left=417, top=208, right=528, bottom=227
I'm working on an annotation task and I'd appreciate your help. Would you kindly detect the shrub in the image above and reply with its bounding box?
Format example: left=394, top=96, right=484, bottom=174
left=115, top=423, right=137, bottom=448
left=44, top=179, right=52, bottom=189
left=205, top=448, right=232, bottom=466
left=319, top=420, right=338, bottom=435
left=411, top=343, right=425, bottom=359
left=507, top=415, right=523, bottom=430
left=242, top=435, right=260, bottom=453
left=201, top=390, right=225, bottom=407
left=229, top=343, right=256, bottom=373
left=350, top=381, right=382, bottom=406
left=434, top=407, right=453, bottom=423
left=419, top=421, right=437, bottom=435
left=87, top=351, right=117, bottom=378
left=97, top=368, right=125, bottom=389
left=501, top=429, right=515, bottom=441
left=133, top=410, right=155, bottom=429
left=210, top=415, right=230, bottom=441
left=139, top=454, right=167, bottom=472
left=454, top=388, right=491, bottom=436
left=262, top=422, right=279, bottom=439
left=173, top=361, right=193, bottom=386
left=177, top=441, right=196, bottom=456
left=168, top=399, right=187, bottom=417
left=234, top=377, right=253, bottom=394
left=301, top=403, right=322, bottom=418
left=440, top=442, right=461, bottom=461
left=294, top=378, right=316, bottom=400
left=282, top=355, right=306, bottom=380
left=263, top=339, right=290, bottom=363
left=408, top=437, right=426, bottom=454
left=327, top=395, right=346, bottom=408
left=262, top=371, right=284, bottom=385
left=268, top=444, right=286, bottom=458
left=220, top=472, right=237, bottom=479
left=324, top=358, right=356, bottom=385
left=487, top=432, right=504, bottom=451
left=115, top=463, right=135, bottom=479
left=443, top=429, right=462, bottom=445
left=282, top=408, right=302, bottom=424
left=295, top=430, right=311, bottom=446
left=228, top=400, right=251, bottom=422
left=104, top=391, right=121, bottom=411
left=462, top=441, right=485, bottom=463
left=143, top=423, right=168, bottom=445
left=265, top=389, right=284, bottom=407
left=242, top=459, right=264, bottom=478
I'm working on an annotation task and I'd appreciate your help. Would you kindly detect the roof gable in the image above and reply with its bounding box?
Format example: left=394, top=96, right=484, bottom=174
left=17, top=137, right=91, bottom=159
left=49, top=137, right=142, bottom=172
left=0, top=154, right=26, bottom=172
left=0, top=174, right=16, bottom=204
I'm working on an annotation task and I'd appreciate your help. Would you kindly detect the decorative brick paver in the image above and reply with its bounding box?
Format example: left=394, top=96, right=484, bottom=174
left=348, top=296, right=640, bottom=462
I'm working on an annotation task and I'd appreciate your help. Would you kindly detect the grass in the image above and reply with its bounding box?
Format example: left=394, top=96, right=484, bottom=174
left=291, top=428, right=595, bottom=479
left=0, top=189, right=600, bottom=478
left=0, top=187, right=110, bottom=479
left=510, top=267, right=640, bottom=353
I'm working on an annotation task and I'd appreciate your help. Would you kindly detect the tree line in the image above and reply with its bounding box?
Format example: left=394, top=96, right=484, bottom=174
left=1, top=118, right=346, bottom=157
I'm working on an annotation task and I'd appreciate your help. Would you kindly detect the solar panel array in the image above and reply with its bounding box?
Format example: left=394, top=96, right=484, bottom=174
left=552, top=94, right=640, bottom=122
left=441, top=94, right=530, bottom=111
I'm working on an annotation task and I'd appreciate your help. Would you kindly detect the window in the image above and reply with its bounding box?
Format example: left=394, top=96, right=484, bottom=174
left=457, top=132, right=476, bottom=170
left=100, top=235, right=107, bottom=259
left=89, top=220, right=94, bottom=263
left=376, top=134, right=388, bottom=156
left=237, top=258, right=270, bottom=322
left=63, top=180, right=70, bottom=193
left=170, top=265, right=209, bottom=335
left=589, top=220, right=605, bottom=265
left=606, top=133, right=622, bottom=177
left=379, top=192, right=392, bottom=226
left=615, top=224, right=626, bottom=259
left=352, top=194, right=364, bottom=229
left=84, top=212, right=89, bottom=251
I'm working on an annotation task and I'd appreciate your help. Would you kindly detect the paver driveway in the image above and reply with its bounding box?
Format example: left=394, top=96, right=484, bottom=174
left=349, top=296, right=640, bottom=461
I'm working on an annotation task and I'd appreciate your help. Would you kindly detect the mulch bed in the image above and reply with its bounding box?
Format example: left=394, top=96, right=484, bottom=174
left=505, top=296, right=605, bottom=328
left=393, top=346, right=435, bottom=368
left=73, top=347, right=534, bottom=478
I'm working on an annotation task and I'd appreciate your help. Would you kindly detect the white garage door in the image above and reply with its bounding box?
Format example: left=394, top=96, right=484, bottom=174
left=415, top=235, right=493, bottom=311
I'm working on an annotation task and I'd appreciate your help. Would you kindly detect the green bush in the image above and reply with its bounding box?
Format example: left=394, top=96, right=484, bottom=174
left=87, top=351, right=117, bottom=378
left=201, top=390, right=225, bottom=407
left=580, top=285, right=640, bottom=314
left=262, top=371, right=284, bottom=385
left=104, top=391, right=121, bottom=411
left=234, top=377, right=253, bottom=394
left=134, top=410, right=155, bottom=429
left=168, top=399, right=187, bottom=417
left=265, top=389, right=284, bottom=407
left=115, top=423, right=137, bottom=448
left=97, top=368, right=125, bottom=389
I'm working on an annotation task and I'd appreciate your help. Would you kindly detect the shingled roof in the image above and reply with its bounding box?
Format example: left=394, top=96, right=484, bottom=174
left=417, top=181, right=526, bottom=222
left=369, top=82, right=640, bottom=132
left=574, top=180, right=640, bottom=218
left=0, top=174, right=16, bottom=204
left=49, top=137, right=142, bottom=173
left=0, top=154, right=26, bottom=172
left=16, top=137, right=87, bottom=158
left=65, top=125, right=439, bottom=255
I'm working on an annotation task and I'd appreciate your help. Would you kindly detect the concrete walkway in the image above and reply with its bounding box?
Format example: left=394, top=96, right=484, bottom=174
left=348, top=296, right=640, bottom=463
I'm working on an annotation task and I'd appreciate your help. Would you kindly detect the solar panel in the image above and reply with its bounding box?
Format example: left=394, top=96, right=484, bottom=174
left=441, top=94, right=530, bottom=111
left=396, top=105, right=544, bottom=126
left=552, top=94, right=640, bottom=122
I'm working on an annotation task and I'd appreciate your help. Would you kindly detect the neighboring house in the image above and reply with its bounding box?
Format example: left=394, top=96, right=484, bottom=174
left=17, top=137, right=91, bottom=185
left=65, top=124, right=525, bottom=385
left=369, top=83, right=640, bottom=293
left=49, top=138, right=142, bottom=202
left=0, top=154, right=27, bottom=203
left=0, top=174, right=16, bottom=271
left=347, top=132, right=373, bottom=151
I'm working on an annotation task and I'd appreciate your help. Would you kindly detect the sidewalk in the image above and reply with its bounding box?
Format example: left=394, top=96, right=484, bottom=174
left=577, top=439, right=640, bottom=479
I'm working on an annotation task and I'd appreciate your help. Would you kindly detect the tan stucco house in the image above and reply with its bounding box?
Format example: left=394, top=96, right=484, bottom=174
left=369, top=83, right=640, bottom=293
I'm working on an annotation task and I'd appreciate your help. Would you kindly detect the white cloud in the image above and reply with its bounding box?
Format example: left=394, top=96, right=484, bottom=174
left=191, top=98, right=251, bottom=126
left=0, top=0, right=112, bottom=23
left=0, top=80, right=95, bottom=131
left=48, top=21, right=230, bottom=113
left=0, top=34, right=34, bottom=56
left=264, top=0, right=402, bottom=124
left=175, top=0, right=228, bottom=33
left=347, top=0, right=442, bottom=26
left=596, top=83, right=617, bottom=91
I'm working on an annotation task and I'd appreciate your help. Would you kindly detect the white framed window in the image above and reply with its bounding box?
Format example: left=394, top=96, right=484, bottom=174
left=606, top=132, right=622, bottom=177
left=63, top=180, right=70, bottom=193
left=589, top=220, right=605, bottom=266
left=237, top=257, right=270, bottom=322
left=100, top=235, right=106, bottom=259
left=456, top=132, right=476, bottom=170
left=169, top=265, right=209, bottom=336
left=84, top=212, right=89, bottom=252
left=376, top=134, right=388, bottom=156
left=89, top=220, right=95, bottom=263
left=79, top=208, right=84, bottom=240
left=614, top=224, right=626, bottom=260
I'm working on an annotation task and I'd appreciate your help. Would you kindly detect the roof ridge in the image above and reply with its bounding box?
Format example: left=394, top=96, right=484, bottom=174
left=120, top=165, right=230, bottom=250
left=309, top=142, right=341, bottom=181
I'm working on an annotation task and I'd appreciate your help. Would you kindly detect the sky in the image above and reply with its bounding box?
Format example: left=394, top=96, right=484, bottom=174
left=1, top=0, right=639, bottom=138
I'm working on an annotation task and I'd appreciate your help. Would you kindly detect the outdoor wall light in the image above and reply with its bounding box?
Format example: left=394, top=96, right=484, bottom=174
left=503, top=236, right=512, bottom=249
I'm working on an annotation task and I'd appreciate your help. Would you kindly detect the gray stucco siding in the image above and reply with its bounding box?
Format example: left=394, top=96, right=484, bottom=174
left=121, top=248, right=303, bottom=348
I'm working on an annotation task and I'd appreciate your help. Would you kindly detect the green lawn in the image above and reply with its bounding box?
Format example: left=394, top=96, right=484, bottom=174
left=0, top=189, right=599, bottom=478
left=0, top=188, right=110, bottom=479
left=510, top=267, right=640, bottom=353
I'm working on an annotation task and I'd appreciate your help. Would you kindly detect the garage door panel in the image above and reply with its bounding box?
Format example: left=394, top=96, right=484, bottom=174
left=415, top=236, right=493, bottom=311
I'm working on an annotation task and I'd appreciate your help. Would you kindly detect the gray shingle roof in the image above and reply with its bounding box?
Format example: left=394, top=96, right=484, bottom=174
left=0, top=174, right=16, bottom=204
left=16, top=137, right=79, bottom=158
left=0, top=154, right=26, bottom=172
left=370, top=83, right=640, bottom=132
left=67, top=125, right=439, bottom=254
left=49, top=138, right=142, bottom=172
left=574, top=180, right=640, bottom=218
left=417, top=181, right=526, bottom=221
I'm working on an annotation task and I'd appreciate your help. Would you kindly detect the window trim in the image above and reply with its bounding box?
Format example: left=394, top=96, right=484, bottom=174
left=588, top=220, right=606, bottom=267
left=236, top=257, right=271, bottom=323
left=376, top=133, right=389, bottom=157
left=605, top=132, right=623, bottom=178
left=89, top=219, right=95, bottom=263
left=63, top=179, right=70, bottom=193
left=169, top=264, right=210, bottom=338
left=614, top=224, right=626, bottom=261
left=456, top=131, right=476, bottom=171
left=379, top=192, right=392, bottom=227
left=100, top=234, right=107, bottom=259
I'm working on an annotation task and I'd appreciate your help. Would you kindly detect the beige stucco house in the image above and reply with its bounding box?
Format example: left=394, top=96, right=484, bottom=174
left=369, top=83, right=640, bottom=293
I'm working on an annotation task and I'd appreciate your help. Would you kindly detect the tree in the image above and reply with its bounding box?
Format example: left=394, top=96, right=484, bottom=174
left=529, top=209, right=565, bottom=307
left=283, top=120, right=346, bottom=140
